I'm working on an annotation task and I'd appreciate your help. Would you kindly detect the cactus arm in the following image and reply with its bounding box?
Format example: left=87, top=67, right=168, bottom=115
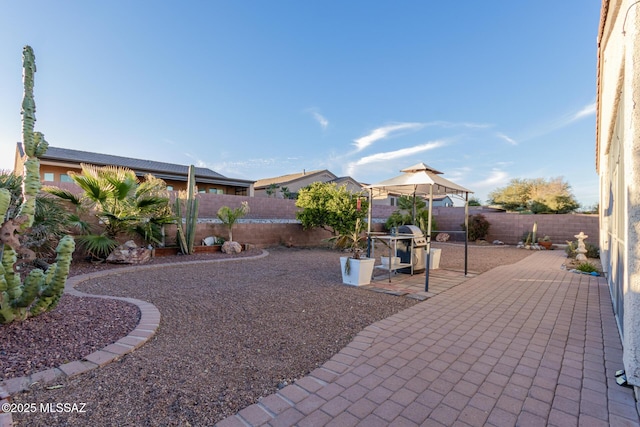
left=30, top=235, right=74, bottom=316
left=13, top=269, right=44, bottom=308
left=0, top=189, right=10, bottom=220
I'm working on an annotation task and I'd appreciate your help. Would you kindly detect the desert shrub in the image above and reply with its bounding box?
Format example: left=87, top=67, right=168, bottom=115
left=462, top=214, right=490, bottom=241
left=576, top=262, right=598, bottom=273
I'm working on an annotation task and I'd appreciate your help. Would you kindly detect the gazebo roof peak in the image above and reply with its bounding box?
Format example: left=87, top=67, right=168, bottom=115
left=400, top=162, right=444, bottom=174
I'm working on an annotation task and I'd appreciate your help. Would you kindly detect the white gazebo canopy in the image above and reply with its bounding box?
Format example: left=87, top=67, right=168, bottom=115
left=366, top=162, right=473, bottom=199
left=364, top=162, right=474, bottom=291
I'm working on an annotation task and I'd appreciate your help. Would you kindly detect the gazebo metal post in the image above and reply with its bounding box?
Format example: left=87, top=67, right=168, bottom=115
left=425, top=184, right=434, bottom=292
left=366, top=188, right=373, bottom=258
left=464, top=192, right=469, bottom=276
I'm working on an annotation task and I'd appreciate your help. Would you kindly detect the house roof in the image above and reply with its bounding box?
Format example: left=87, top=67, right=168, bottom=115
left=331, top=176, right=363, bottom=186
left=18, top=143, right=254, bottom=187
left=254, top=169, right=336, bottom=189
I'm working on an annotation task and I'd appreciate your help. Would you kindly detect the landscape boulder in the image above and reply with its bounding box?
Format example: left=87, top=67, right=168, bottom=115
left=222, top=241, right=242, bottom=254
left=107, top=240, right=152, bottom=264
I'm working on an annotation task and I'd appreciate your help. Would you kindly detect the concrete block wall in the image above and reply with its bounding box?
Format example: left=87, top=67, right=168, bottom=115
left=43, top=185, right=600, bottom=248
left=432, top=207, right=599, bottom=245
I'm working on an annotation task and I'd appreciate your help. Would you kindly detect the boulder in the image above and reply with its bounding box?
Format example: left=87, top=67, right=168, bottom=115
left=222, top=241, right=242, bottom=254
left=435, top=233, right=450, bottom=242
left=107, top=240, right=152, bottom=264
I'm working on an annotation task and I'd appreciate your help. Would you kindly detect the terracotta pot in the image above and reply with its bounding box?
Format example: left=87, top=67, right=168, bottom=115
left=539, top=241, right=553, bottom=250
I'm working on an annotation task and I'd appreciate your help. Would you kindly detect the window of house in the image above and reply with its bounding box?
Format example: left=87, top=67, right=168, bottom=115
left=166, top=185, right=173, bottom=191
left=198, top=189, right=207, bottom=194
left=43, top=172, right=54, bottom=181
left=209, top=188, right=223, bottom=194
left=60, top=174, right=73, bottom=183
left=235, top=188, right=247, bottom=196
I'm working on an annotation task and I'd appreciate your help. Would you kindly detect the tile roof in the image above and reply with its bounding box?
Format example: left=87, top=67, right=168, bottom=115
left=254, top=169, right=331, bottom=188
left=38, top=145, right=227, bottom=179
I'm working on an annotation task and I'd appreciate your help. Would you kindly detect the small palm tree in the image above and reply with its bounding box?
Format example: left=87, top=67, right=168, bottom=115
left=217, top=201, right=249, bottom=242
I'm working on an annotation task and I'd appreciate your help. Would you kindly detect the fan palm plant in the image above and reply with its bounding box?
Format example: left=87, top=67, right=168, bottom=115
left=46, top=164, right=173, bottom=258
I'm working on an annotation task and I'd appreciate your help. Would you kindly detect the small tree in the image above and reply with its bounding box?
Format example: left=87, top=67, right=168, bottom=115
left=468, top=197, right=482, bottom=206
left=489, top=177, right=579, bottom=213
left=217, top=201, right=249, bottom=242
left=295, top=182, right=367, bottom=236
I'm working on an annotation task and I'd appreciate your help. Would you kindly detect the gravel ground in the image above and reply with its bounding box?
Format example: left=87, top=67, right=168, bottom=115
left=8, top=243, right=534, bottom=426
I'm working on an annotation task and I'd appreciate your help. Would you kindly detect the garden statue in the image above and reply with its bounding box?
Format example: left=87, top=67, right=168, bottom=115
left=574, top=231, right=588, bottom=262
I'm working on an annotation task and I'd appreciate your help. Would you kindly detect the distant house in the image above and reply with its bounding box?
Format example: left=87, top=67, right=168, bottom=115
left=376, top=193, right=455, bottom=208
left=430, top=195, right=454, bottom=207
left=254, top=169, right=363, bottom=198
left=13, top=143, right=254, bottom=196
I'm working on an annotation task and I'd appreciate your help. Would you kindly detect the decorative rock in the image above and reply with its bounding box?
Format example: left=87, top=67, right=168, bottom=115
left=493, top=240, right=504, bottom=245
left=222, top=241, right=242, bottom=254
left=436, top=233, right=450, bottom=242
left=107, top=240, right=152, bottom=264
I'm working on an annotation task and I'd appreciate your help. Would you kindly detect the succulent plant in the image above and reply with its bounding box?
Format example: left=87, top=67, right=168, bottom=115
left=175, top=164, right=198, bottom=254
left=0, top=46, right=75, bottom=324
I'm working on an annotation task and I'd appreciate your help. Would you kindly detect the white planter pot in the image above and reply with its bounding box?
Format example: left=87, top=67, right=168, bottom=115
left=340, top=257, right=376, bottom=286
left=428, top=248, right=442, bottom=269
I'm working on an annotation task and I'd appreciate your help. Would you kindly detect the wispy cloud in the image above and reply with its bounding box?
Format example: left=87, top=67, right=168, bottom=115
left=474, top=169, right=510, bottom=189
left=496, top=132, right=517, bottom=145
left=306, top=108, right=329, bottom=130
left=353, top=122, right=424, bottom=151
left=312, top=112, right=329, bottom=130
left=570, top=101, right=596, bottom=122
left=346, top=140, right=445, bottom=175
left=519, top=101, right=597, bottom=142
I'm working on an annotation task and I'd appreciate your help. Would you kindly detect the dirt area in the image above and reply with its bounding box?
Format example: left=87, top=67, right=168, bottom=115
left=6, top=244, right=535, bottom=426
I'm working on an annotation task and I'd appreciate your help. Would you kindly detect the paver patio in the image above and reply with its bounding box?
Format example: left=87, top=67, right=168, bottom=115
left=217, top=250, right=640, bottom=426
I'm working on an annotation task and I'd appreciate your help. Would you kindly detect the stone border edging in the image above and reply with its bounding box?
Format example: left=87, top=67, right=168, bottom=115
left=0, top=249, right=269, bottom=427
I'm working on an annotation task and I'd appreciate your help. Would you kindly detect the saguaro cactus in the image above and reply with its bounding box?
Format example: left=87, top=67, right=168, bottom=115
left=175, top=165, right=198, bottom=254
left=0, top=46, right=75, bottom=324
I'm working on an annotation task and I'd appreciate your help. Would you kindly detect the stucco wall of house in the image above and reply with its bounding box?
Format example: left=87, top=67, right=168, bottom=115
left=597, top=0, right=640, bottom=390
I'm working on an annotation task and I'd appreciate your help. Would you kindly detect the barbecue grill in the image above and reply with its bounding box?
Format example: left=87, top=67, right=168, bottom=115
left=396, top=224, right=427, bottom=273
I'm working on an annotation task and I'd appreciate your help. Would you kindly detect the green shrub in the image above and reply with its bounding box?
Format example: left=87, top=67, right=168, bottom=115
left=462, top=214, right=490, bottom=241
left=576, top=262, right=598, bottom=274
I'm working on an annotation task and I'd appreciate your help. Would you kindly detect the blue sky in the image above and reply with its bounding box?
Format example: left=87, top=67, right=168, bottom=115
left=0, top=1, right=600, bottom=207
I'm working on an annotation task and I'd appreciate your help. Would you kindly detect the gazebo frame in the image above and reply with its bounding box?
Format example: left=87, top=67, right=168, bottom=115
left=364, top=163, right=474, bottom=292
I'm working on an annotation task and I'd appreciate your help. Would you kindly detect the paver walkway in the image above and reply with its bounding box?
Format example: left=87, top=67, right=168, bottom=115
left=217, top=250, right=640, bottom=426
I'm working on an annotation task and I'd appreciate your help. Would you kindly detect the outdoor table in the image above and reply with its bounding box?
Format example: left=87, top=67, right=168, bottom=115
left=368, top=233, right=417, bottom=283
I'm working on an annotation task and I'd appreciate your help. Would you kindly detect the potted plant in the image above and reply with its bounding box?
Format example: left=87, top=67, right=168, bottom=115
left=332, top=218, right=376, bottom=286
left=538, top=235, right=553, bottom=250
